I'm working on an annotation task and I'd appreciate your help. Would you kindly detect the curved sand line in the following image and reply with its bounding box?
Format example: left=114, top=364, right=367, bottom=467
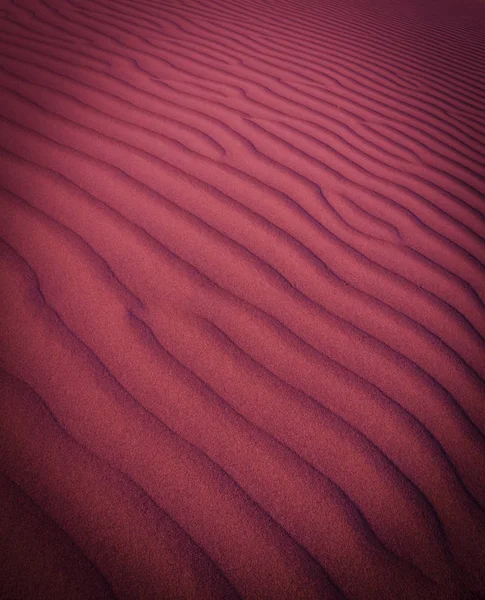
left=1, top=0, right=485, bottom=598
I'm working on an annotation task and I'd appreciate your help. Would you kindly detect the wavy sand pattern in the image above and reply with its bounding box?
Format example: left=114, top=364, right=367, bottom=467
left=1, top=0, right=485, bottom=597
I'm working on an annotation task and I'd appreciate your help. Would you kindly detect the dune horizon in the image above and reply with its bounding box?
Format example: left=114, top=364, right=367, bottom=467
left=1, top=0, right=485, bottom=598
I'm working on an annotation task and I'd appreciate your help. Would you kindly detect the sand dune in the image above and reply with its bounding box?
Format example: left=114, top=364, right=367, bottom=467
left=1, top=0, right=485, bottom=598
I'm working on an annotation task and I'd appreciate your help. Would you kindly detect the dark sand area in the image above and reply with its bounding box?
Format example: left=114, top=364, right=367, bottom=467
left=1, top=0, right=485, bottom=597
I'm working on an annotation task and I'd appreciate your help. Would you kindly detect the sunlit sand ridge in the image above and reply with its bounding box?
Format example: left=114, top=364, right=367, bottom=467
left=1, top=0, right=485, bottom=598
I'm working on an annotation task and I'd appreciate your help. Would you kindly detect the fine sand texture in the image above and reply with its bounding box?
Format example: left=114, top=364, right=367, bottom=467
left=1, top=0, right=485, bottom=598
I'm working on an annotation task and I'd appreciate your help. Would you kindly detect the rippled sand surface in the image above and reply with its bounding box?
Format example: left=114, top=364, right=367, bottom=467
left=1, top=0, right=485, bottom=597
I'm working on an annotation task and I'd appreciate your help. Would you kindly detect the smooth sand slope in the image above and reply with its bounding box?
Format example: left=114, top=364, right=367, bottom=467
left=1, top=0, right=485, bottom=597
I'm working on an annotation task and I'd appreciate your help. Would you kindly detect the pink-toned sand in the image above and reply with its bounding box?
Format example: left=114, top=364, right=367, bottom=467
left=1, top=0, right=485, bottom=597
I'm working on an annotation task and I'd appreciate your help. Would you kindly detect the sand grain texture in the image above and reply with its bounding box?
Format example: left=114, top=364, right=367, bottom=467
left=1, top=0, right=485, bottom=598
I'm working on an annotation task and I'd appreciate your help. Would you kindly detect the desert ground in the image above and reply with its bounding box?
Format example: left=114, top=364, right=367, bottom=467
left=1, top=0, right=485, bottom=598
